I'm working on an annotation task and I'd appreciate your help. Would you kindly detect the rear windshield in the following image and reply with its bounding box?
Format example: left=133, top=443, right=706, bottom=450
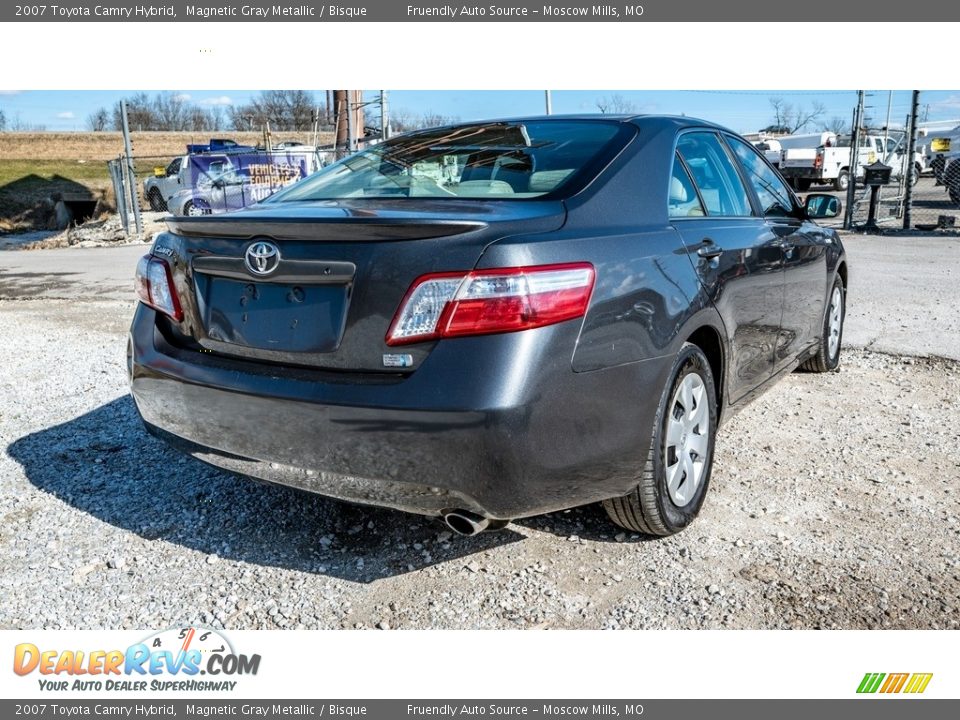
left=269, top=120, right=628, bottom=202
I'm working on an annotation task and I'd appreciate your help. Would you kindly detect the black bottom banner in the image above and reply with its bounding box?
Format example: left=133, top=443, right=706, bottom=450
left=3, top=700, right=957, bottom=719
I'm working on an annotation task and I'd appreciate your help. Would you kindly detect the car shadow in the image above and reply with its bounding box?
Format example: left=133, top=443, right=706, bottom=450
left=6, top=396, right=526, bottom=583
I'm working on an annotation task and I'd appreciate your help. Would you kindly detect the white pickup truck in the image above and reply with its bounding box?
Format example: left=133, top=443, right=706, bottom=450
left=778, top=132, right=921, bottom=192
left=925, top=124, right=960, bottom=186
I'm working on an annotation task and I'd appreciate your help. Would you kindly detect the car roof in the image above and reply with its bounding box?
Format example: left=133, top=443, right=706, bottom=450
left=411, top=114, right=733, bottom=135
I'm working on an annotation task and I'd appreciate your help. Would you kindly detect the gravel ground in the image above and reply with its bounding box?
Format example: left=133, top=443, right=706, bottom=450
left=1, top=238, right=959, bottom=630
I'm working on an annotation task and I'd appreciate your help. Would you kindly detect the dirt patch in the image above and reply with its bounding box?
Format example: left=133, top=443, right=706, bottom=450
left=11, top=212, right=165, bottom=250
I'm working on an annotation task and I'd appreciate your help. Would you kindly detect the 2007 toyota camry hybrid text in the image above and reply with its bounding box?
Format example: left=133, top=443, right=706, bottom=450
left=128, top=115, right=848, bottom=537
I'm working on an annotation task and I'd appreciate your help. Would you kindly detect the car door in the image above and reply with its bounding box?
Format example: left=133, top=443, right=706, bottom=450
left=725, top=135, right=828, bottom=370
left=671, top=131, right=784, bottom=403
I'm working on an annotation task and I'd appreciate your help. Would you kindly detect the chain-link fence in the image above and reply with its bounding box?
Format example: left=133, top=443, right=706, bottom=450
left=109, top=148, right=337, bottom=235
left=788, top=92, right=960, bottom=232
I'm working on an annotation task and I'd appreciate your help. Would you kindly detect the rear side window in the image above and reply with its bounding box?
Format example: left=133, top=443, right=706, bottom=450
left=677, top=132, right=752, bottom=217
left=668, top=154, right=705, bottom=218
left=727, top=136, right=796, bottom=218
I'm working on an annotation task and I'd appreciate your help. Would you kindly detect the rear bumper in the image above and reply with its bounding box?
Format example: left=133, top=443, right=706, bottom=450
left=129, top=305, right=673, bottom=519
left=779, top=166, right=822, bottom=180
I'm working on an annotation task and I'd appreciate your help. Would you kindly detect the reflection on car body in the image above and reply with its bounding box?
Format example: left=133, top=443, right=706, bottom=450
left=129, top=115, right=848, bottom=538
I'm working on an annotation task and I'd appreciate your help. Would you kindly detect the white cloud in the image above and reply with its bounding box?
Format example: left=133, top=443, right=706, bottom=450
left=930, top=95, right=960, bottom=112
left=173, top=93, right=192, bottom=102
left=56, top=111, right=75, bottom=119
left=199, top=95, right=233, bottom=107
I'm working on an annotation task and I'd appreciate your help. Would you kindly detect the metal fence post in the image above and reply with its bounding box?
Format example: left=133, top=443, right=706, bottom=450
left=108, top=157, right=129, bottom=235
left=120, top=100, right=143, bottom=238
left=902, top=90, right=920, bottom=230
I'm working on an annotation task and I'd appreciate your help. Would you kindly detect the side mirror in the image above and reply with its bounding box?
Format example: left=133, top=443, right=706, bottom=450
left=804, top=193, right=841, bottom=219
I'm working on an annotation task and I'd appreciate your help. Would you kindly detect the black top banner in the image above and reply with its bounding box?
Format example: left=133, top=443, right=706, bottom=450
left=3, top=0, right=956, bottom=22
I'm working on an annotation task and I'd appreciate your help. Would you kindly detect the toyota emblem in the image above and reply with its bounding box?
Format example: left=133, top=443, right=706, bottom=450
left=244, top=240, right=281, bottom=276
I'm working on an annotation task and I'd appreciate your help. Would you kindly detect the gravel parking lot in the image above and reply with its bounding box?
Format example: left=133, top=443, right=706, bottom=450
left=1, top=234, right=958, bottom=630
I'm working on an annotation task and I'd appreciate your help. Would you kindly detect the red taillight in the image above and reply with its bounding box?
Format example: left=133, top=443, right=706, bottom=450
left=386, top=263, right=595, bottom=346
left=814, top=150, right=823, bottom=169
left=135, top=255, right=183, bottom=322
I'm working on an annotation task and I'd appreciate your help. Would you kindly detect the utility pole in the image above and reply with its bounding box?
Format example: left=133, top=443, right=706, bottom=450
left=334, top=90, right=349, bottom=158
left=903, top=90, right=920, bottom=231
left=544, top=90, right=552, bottom=115
left=380, top=90, right=389, bottom=140
left=346, top=92, right=356, bottom=154
left=843, top=91, right=864, bottom=230
left=120, top=100, right=142, bottom=238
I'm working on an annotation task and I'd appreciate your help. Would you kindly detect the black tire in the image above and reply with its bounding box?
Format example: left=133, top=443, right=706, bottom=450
left=800, top=274, right=845, bottom=373
left=834, top=170, right=850, bottom=192
left=147, top=189, right=166, bottom=212
left=183, top=200, right=209, bottom=217
left=603, top=342, right=718, bottom=536
left=796, top=178, right=812, bottom=192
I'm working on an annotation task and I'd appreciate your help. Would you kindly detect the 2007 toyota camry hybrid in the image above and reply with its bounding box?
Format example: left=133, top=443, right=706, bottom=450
left=129, top=115, right=848, bottom=537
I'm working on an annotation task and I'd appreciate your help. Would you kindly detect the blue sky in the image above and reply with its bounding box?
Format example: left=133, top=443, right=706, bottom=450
left=2, top=90, right=959, bottom=133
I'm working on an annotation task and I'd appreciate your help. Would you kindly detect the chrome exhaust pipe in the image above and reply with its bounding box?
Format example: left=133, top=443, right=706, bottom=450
left=442, top=510, right=492, bottom=537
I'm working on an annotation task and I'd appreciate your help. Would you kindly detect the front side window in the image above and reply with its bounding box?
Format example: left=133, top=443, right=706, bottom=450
left=676, top=132, right=752, bottom=217
left=270, top=121, right=630, bottom=201
left=727, top=136, right=796, bottom=218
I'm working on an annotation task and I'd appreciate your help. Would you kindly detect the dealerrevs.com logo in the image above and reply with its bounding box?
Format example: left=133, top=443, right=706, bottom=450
left=857, top=673, right=933, bottom=694
left=13, top=627, right=260, bottom=692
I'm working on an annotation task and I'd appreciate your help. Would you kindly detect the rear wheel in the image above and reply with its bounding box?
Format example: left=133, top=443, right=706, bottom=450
left=183, top=200, right=209, bottom=217
left=147, top=188, right=165, bottom=211
left=834, top=170, right=850, bottom=192
left=800, top=275, right=845, bottom=372
left=603, top=343, right=717, bottom=536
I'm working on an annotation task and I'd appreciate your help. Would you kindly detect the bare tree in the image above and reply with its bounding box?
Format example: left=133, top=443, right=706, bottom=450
left=112, top=92, right=155, bottom=131
left=10, top=112, right=46, bottom=131
left=152, top=92, right=190, bottom=131
left=768, top=96, right=826, bottom=133
left=208, top=106, right=226, bottom=131
left=86, top=107, right=109, bottom=131
left=0, top=108, right=6, bottom=131
left=230, top=90, right=318, bottom=131
left=596, top=94, right=637, bottom=114
left=388, top=109, right=460, bottom=133
left=820, top=115, right=849, bottom=135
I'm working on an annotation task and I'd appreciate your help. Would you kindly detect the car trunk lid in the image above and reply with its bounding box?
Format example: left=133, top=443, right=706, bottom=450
left=159, top=199, right=566, bottom=373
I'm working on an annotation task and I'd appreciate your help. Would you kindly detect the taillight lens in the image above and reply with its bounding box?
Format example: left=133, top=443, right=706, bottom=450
left=135, top=255, right=183, bottom=322
left=814, top=150, right=823, bottom=169
left=386, top=263, right=595, bottom=346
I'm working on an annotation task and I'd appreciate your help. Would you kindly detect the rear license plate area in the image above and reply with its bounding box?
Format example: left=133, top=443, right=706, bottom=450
left=198, top=276, right=349, bottom=353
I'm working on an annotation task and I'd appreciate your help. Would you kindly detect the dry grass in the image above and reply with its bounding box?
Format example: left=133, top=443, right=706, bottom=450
left=0, top=131, right=336, bottom=230
left=0, top=131, right=336, bottom=162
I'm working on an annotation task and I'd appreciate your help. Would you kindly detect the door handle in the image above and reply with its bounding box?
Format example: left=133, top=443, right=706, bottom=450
left=779, top=240, right=796, bottom=259
left=697, top=239, right=724, bottom=259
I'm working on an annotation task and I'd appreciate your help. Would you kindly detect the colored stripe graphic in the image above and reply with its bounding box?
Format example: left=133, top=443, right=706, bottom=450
left=903, top=673, right=933, bottom=694
left=857, top=673, right=885, bottom=693
left=857, top=672, right=933, bottom=694
left=880, top=673, right=909, bottom=693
